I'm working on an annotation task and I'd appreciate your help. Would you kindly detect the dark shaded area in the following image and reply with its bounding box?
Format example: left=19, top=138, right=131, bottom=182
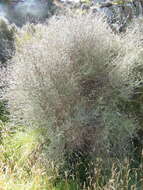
left=0, top=20, right=15, bottom=65
left=1, top=0, right=56, bottom=26
left=0, top=100, right=9, bottom=122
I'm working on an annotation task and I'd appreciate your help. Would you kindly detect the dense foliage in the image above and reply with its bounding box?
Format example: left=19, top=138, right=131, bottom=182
left=0, top=1, right=143, bottom=189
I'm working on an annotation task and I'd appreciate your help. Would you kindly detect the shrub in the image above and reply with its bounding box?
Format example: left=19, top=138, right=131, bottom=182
left=110, top=18, right=143, bottom=129
left=6, top=15, right=137, bottom=175
left=109, top=18, right=143, bottom=164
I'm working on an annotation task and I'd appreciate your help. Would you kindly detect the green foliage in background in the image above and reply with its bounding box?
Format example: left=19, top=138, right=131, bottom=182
left=0, top=100, right=9, bottom=122
left=0, top=18, right=16, bottom=64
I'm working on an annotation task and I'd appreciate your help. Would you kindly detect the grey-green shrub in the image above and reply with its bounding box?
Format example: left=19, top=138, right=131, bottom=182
left=110, top=18, right=143, bottom=113
left=109, top=18, right=143, bottom=164
left=6, top=15, right=137, bottom=167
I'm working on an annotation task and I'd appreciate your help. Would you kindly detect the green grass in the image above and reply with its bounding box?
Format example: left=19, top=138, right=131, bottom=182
left=0, top=123, right=142, bottom=190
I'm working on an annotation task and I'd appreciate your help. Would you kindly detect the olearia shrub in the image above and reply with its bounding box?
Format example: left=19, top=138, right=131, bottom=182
left=5, top=14, right=143, bottom=185
left=110, top=18, right=143, bottom=165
